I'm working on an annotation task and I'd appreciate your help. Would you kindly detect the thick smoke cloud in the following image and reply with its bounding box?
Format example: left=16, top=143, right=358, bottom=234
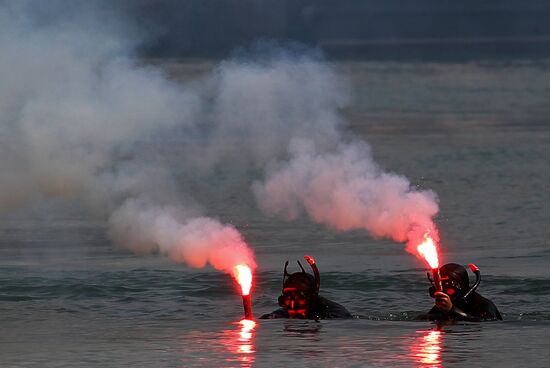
left=0, top=4, right=194, bottom=207
left=186, top=48, right=349, bottom=170
left=1, top=0, right=439, bottom=269
left=0, top=2, right=256, bottom=274
left=199, top=47, right=441, bottom=251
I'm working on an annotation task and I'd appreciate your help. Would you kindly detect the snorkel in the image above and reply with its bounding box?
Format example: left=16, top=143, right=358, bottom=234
left=461, top=263, right=481, bottom=299
left=304, top=255, right=320, bottom=295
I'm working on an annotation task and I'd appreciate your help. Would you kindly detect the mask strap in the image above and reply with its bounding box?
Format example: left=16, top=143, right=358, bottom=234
left=297, top=260, right=306, bottom=273
left=283, top=261, right=290, bottom=276
left=282, top=260, right=290, bottom=289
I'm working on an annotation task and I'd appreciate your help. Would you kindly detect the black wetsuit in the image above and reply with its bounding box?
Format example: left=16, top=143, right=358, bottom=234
left=260, top=295, right=352, bottom=319
left=417, top=291, right=502, bottom=322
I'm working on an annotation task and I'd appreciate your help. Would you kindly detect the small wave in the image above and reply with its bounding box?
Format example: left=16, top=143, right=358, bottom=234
left=2, top=268, right=549, bottom=322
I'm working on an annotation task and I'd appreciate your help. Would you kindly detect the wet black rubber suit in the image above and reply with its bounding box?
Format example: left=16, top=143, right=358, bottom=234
left=419, top=291, right=502, bottom=322
left=417, top=263, right=502, bottom=322
left=260, top=294, right=352, bottom=319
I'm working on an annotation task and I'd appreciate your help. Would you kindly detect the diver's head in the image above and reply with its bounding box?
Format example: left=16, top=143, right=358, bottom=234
left=440, top=263, right=469, bottom=299
left=429, top=263, right=470, bottom=300
left=278, top=256, right=320, bottom=318
left=278, top=273, right=316, bottom=317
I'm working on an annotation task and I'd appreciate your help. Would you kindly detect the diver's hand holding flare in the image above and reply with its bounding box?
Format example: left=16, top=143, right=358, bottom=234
left=434, top=291, right=453, bottom=313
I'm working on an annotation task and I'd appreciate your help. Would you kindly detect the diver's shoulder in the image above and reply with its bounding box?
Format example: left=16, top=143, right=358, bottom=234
left=468, top=292, right=499, bottom=309
left=316, top=295, right=353, bottom=319
left=466, top=292, right=503, bottom=320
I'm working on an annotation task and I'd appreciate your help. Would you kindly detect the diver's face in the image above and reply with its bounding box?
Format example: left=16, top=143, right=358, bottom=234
left=278, top=287, right=310, bottom=318
left=440, top=276, right=462, bottom=299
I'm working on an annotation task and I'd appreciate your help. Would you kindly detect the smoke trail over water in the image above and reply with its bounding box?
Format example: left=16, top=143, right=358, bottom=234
left=185, top=49, right=349, bottom=170
left=228, top=50, right=442, bottom=251
left=0, top=6, right=192, bottom=207
left=1, top=1, right=438, bottom=267
left=192, top=45, right=441, bottom=251
left=0, top=2, right=256, bottom=274
left=253, top=139, right=440, bottom=251
left=110, top=199, right=256, bottom=273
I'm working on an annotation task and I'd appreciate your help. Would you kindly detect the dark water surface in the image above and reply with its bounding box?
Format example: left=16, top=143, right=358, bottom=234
left=2, top=60, right=550, bottom=367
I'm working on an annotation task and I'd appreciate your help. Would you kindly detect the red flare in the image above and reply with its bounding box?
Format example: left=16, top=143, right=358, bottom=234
left=241, top=294, right=253, bottom=320
left=432, top=267, right=442, bottom=292
left=417, top=233, right=440, bottom=269
left=234, top=264, right=253, bottom=319
left=415, top=232, right=442, bottom=291
left=234, top=264, right=253, bottom=296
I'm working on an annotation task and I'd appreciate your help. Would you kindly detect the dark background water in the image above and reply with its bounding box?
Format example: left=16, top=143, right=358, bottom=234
left=22, top=0, right=550, bottom=60
left=129, top=0, right=550, bottom=60
left=1, top=60, right=550, bottom=367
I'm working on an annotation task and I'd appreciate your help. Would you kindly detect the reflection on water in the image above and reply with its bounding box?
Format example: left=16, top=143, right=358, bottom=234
left=237, top=319, right=256, bottom=357
left=412, top=329, right=443, bottom=367
left=224, top=319, right=256, bottom=367
left=178, top=320, right=257, bottom=367
left=283, top=320, right=322, bottom=335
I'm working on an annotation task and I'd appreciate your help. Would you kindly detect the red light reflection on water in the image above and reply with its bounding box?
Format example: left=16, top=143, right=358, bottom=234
left=221, top=319, right=256, bottom=367
left=412, top=329, right=442, bottom=367
left=237, top=319, right=256, bottom=356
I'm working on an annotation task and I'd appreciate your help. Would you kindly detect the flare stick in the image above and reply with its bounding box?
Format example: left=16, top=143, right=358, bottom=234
left=432, top=268, right=442, bottom=292
left=242, top=294, right=253, bottom=319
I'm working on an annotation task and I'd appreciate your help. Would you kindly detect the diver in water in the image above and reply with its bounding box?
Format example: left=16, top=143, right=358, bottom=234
left=260, top=255, right=352, bottom=319
left=418, top=263, right=502, bottom=322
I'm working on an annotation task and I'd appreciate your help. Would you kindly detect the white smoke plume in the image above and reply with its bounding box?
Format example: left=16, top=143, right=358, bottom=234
left=253, top=139, right=440, bottom=252
left=0, top=2, right=256, bottom=274
left=110, top=198, right=256, bottom=273
left=185, top=47, right=349, bottom=170
left=0, top=4, right=194, bottom=208
left=197, top=46, right=441, bottom=251
left=1, top=0, right=438, bottom=269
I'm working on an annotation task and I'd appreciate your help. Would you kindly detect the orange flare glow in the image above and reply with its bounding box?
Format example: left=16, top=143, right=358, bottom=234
left=417, top=233, right=439, bottom=269
left=234, top=265, right=253, bottom=296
